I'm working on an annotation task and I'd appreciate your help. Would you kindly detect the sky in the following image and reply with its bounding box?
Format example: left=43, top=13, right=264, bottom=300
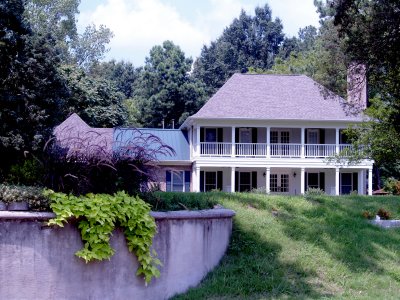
left=78, top=0, right=320, bottom=66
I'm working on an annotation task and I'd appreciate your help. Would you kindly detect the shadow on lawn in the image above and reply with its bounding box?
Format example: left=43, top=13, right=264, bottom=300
left=278, top=195, right=400, bottom=279
left=175, top=193, right=327, bottom=299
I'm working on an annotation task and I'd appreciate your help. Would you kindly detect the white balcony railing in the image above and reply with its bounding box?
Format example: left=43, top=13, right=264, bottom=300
left=236, top=143, right=267, bottom=156
left=305, top=144, right=336, bottom=157
left=199, top=143, right=352, bottom=158
left=271, top=143, right=301, bottom=158
left=200, top=142, right=232, bottom=156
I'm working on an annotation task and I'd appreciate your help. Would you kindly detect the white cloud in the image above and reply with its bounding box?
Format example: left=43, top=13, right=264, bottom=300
left=78, top=0, right=320, bottom=65
left=79, top=0, right=209, bottom=65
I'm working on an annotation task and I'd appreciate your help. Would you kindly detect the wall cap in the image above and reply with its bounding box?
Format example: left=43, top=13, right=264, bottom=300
left=0, top=209, right=235, bottom=221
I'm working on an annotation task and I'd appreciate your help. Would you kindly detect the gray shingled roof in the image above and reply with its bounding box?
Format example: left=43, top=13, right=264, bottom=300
left=191, top=74, right=363, bottom=122
left=114, top=128, right=190, bottom=161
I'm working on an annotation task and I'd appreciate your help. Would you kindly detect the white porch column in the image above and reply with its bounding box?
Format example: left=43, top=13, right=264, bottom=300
left=196, top=125, right=201, bottom=157
left=266, top=126, right=271, bottom=158
left=230, top=167, right=235, bottom=193
left=300, top=168, right=305, bottom=194
left=335, top=168, right=340, bottom=195
left=231, top=127, right=235, bottom=157
left=335, top=128, right=340, bottom=154
left=265, top=167, right=271, bottom=194
left=301, top=127, right=305, bottom=158
left=368, top=168, right=373, bottom=196
left=193, top=165, right=200, bottom=192
left=358, top=170, right=365, bottom=195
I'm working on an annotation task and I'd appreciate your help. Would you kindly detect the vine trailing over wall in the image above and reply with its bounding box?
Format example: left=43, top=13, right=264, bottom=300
left=44, top=190, right=161, bottom=284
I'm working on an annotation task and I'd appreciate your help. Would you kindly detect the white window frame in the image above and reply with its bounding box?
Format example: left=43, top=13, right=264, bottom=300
left=167, top=171, right=188, bottom=192
left=204, top=171, right=218, bottom=191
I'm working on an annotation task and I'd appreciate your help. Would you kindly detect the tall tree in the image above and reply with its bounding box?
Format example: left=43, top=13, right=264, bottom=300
left=0, top=0, right=67, bottom=163
left=25, top=0, right=113, bottom=69
left=134, top=41, right=207, bottom=128
left=193, top=4, right=284, bottom=95
left=320, top=0, right=400, bottom=179
left=60, top=64, right=127, bottom=127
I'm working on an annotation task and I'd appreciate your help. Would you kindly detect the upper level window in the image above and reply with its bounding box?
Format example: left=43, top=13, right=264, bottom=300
left=271, top=130, right=290, bottom=143
left=205, top=128, right=217, bottom=142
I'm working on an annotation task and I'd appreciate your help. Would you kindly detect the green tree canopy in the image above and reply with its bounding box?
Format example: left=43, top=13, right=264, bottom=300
left=134, top=41, right=207, bottom=128
left=192, top=4, right=284, bottom=95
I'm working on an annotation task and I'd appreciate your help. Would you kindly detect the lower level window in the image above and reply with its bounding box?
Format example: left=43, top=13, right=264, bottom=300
left=280, top=174, right=289, bottom=192
left=166, top=170, right=190, bottom=192
left=270, top=174, right=278, bottom=192
left=205, top=172, right=217, bottom=191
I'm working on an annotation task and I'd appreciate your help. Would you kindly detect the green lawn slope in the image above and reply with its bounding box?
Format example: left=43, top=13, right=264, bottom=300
left=168, top=193, right=400, bottom=299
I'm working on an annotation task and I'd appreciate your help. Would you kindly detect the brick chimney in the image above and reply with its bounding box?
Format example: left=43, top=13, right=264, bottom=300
left=347, top=63, right=367, bottom=111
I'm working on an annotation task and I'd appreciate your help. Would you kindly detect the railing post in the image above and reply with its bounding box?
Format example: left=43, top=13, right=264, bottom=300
left=266, top=127, right=271, bottom=158
left=231, top=127, right=235, bottom=157
left=196, top=125, right=200, bottom=157
left=335, top=128, right=340, bottom=155
left=301, top=127, right=305, bottom=158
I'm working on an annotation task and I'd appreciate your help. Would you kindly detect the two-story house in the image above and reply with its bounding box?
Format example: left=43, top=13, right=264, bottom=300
left=55, top=73, right=374, bottom=195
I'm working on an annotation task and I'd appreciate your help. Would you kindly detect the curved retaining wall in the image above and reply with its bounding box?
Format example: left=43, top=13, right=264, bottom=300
left=0, top=209, right=235, bottom=300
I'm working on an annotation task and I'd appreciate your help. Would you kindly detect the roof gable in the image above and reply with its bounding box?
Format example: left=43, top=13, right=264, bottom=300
left=192, top=74, right=363, bottom=122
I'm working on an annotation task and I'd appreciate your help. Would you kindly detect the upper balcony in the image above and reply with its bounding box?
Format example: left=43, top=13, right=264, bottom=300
left=199, top=142, right=352, bottom=158
left=193, top=126, right=355, bottom=159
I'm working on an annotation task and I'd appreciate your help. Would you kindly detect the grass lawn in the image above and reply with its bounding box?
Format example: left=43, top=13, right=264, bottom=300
left=170, top=193, right=400, bottom=299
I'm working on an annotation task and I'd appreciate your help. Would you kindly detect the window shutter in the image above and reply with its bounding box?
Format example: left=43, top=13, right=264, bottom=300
left=166, top=171, right=171, bottom=192
left=352, top=172, right=358, bottom=192
left=319, top=172, right=325, bottom=191
left=217, top=128, right=223, bottom=142
left=252, top=128, right=258, bottom=143
left=217, top=171, right=223, bottom=191
left=184, top=171, right=191, bottom=192
left=200, top=171, right=204, bottom=192
left=320, top=129, right=325, bottom=144
left=252, top=171, right=257, bottom=189
left=200, top=128, right=204, bottom=142
left=235, top=171, right=239, bottom=192
left=235, top=128, right=239, bottom=143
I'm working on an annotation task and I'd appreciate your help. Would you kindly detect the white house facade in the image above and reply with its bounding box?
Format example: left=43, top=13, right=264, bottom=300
left=55, top=73, right=374, bottom=195
left=180, top=74, right=373, bottom=195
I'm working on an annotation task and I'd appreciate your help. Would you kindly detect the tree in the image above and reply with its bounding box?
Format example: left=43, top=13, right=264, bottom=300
left=193, top=4, right=284, bottom=95
left=25, top=0, right=113, bottom=69
left=60, top=64, right=127, bottom=127
left=0, top=0, right=67, bottom=161
left=134, top=41, right=207, bottom=128
left=320, top=0, right=400, bottom=180
left=89, top=60, right=141, bottom=100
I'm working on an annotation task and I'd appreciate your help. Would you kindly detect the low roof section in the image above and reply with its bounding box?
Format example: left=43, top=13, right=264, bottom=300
left=113, top=128, right=190, bottom=163
left=183, top=73, right=364, bottom=127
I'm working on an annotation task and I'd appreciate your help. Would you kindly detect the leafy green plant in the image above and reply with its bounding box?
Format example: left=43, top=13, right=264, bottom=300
left=45, top=190, right=161, bottom=284
left=362, top=210, right=374, bottom=219
left=304, top=188, right=325, bottom=199
left=383, top=177, right=400, bottom=195
left=0, top=184, right=50, bottom=211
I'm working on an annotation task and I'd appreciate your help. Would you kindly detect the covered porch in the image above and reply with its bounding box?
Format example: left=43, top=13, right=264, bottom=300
left=191, top=166, right=373, bottom=195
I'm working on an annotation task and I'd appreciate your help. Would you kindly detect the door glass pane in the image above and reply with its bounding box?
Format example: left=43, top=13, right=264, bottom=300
left=281, top=131, right=290, bottom=143
left=270, top=174, right=278, bottom=192
left=281, top=174, right=289, bottom=192
left=308, top=129, right=319, bottom=144
left=271, top=131, right=278, bottom=143
left=240, top=129, right=252, bottom=143
left=205, top=128, right=217, bottom=142
left=239, top=172, right=251, bottom=192
left=205, top=172, right=217, bottom=191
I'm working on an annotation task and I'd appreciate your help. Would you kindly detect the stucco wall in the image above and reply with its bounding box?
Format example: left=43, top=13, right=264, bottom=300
left=0, top=209, right=234, bottom=300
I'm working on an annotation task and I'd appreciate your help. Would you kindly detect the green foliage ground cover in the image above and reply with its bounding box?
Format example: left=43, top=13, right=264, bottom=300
left=172, top=193, right=400, bottom=299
